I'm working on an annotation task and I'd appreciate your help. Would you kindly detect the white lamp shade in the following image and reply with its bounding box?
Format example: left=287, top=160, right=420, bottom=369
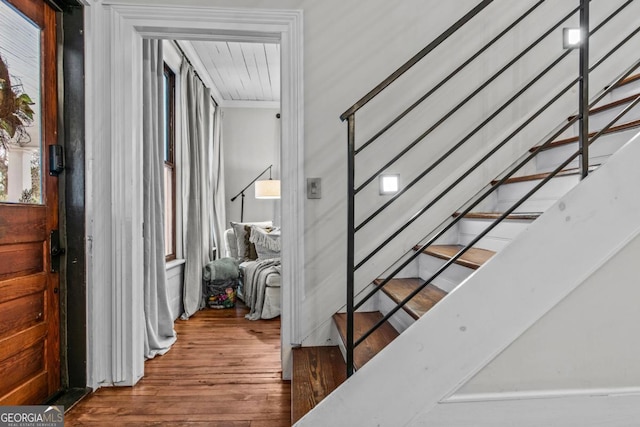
left=255, top=179, right=281, bottom=199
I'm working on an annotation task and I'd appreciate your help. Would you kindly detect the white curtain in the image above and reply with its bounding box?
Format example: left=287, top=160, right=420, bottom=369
left=142, top=39, right=176, bottom=358
left=181, top=63, right=215, bottom=318
left=210, top=107, right=227, bottom=258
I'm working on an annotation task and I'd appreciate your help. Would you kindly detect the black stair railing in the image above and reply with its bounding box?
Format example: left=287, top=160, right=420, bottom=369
left=343, top=0, right=638, bottom=377
left=354, top=60, right=640, bottom=348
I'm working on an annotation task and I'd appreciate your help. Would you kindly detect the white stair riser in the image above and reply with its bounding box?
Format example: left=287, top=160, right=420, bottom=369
left=377, top=291, right=416, bottom=334
left=536, top=127, right=640, bottom=173
left=495, top=175, right=579, bottom=213
left=603, top=79, right=640, bottom=104
left=417, top=253, right=475, bottom=293
left=358, top=283, right=381, bottom=312
left=571, top=103, right=640, bottom=135
left=432, top=225, right=460, bottom=246
left=458, top=218, right=534, bottom=252
left=390, top=259, right=420, bottom=279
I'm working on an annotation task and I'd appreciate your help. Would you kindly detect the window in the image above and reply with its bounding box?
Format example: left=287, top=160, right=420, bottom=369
left=0, top=0, right=42, bottom=204
left=163, top=64, right=176, bottom=261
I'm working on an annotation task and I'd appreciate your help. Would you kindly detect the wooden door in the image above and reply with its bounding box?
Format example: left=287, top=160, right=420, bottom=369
left=0, top=0, right=60, bottom=404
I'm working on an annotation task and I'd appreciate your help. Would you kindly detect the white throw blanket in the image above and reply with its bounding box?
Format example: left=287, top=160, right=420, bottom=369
left=243, top=258, right=281, bottom=320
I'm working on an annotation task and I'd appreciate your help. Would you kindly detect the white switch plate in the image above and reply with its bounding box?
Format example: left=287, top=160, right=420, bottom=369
left=307, top=178, right=321, bottom=199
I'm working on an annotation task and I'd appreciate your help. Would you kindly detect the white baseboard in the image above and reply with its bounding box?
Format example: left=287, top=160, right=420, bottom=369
left=415, top=391, right=640, bottom=427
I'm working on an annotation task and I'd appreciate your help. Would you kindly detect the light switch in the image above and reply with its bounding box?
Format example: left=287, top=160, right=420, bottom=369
left=307, top=178, right=321, bottom=199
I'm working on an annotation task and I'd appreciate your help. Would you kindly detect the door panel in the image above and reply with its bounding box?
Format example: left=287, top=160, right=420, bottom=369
left=0, top=242, right=45, bottom=280
left=0, top=341, right=45, bottom=397
left=0, top=0, right=60, bottom=404
left=0, top=288, right=45, bottom=337
left=0, top=205, right=47, bottom=244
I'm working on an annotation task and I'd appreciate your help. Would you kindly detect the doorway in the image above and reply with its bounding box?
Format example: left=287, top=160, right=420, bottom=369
left=84, top=4, right=304, bottom=385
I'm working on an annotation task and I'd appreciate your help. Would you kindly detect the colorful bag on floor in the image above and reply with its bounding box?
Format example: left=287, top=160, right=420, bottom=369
left=204, top=279, right=238, bottom=309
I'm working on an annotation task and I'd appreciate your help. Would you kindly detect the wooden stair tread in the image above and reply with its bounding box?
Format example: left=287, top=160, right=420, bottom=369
left=415, top=244, right=495, bottom=270
left=568, top=92, right=640, bottom=121
left=292, top=346, right=346, bottom=424
left=333, top=312, right=399, bottom=371
left=615, top=73, right=640, bottom=88
left=376, top=278, right=447, bottom=320
left=530, top=119, right=640, bottom=151
left=453, top=212, right=541, bottom=220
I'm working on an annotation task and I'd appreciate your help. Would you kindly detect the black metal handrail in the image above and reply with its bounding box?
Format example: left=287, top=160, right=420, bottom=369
left=344, top=0, right=638, bottom=377
left=356, top=56, right=640, bottom=310
left=352, top=0, right=547, bottom=157
left=354, top=0, right=636, bottom=270
left=340, top=0, right=495, bottom=121
left=345, top=0, right=496, bottom=377
left=354, top=79, right=581, bottom=307
left=354, top=2, right=572, bottom=196
left=354, top=0, right=634, bottom=231
left=355, top=73, right=640, bottom=346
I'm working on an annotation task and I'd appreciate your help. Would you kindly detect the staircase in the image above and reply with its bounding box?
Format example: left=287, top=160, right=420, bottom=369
left=292, top=70, right=640, bottom=425
left=292, top=1, right=640, bottom=424
left=340, top=69, right=640, bottom=358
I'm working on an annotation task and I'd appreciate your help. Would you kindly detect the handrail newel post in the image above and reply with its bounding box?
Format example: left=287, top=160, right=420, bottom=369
left=346, top=114, right=356, bottom=377
left=579, top=0, right=590, bottom=179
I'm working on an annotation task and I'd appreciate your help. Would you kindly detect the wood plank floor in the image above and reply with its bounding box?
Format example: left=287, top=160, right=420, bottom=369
left=291, top=346, right=346, bottom=424
left=65, top=303, right=290, bottom=426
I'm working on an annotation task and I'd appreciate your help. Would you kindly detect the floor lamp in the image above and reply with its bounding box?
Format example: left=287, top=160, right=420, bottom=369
left=230, top=164, right=281, bottom=222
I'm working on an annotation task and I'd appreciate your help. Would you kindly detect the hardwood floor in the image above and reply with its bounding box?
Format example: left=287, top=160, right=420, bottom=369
left=291, top=347, right=346, bottom=424
left=65, top=303, right=290, bottom=426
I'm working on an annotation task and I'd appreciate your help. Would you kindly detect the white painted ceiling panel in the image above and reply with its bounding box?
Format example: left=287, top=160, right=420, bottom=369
left=187, top=40, right=280, bottom=105
left=252, top=43, right=273, bottom=101
left=265, top=44, right=280, bottom=100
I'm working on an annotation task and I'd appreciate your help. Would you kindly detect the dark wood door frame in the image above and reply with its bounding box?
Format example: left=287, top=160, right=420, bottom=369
left=59, top=5, right=87, bottom=395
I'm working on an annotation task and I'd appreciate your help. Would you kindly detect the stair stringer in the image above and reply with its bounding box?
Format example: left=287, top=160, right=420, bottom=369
left=294, top=133, right=640, bottom=427
left=415, top=234, right=640, bottom=426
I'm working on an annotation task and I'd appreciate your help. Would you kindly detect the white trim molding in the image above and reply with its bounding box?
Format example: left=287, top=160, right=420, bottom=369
left=84, top=3, right=304, bottom=387
left=221, top=100, right=282, bottom=109
left=421, top=393, right=640, bottom=427
left=445, top=387, right=640, bottom=403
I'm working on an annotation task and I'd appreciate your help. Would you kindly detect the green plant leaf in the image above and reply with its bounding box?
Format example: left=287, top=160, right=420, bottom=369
left=15, top=93, right=35, bottom=120
left=0, top=118, right=15, bottom=137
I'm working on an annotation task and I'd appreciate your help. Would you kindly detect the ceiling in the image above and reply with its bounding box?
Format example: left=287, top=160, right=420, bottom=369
left=178, top=40, right=281, bottom=108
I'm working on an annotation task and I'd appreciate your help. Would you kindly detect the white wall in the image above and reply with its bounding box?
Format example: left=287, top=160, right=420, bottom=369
left=457, top=233, right=640, bottom=396
left=222, top=107, right=281, bottom=226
